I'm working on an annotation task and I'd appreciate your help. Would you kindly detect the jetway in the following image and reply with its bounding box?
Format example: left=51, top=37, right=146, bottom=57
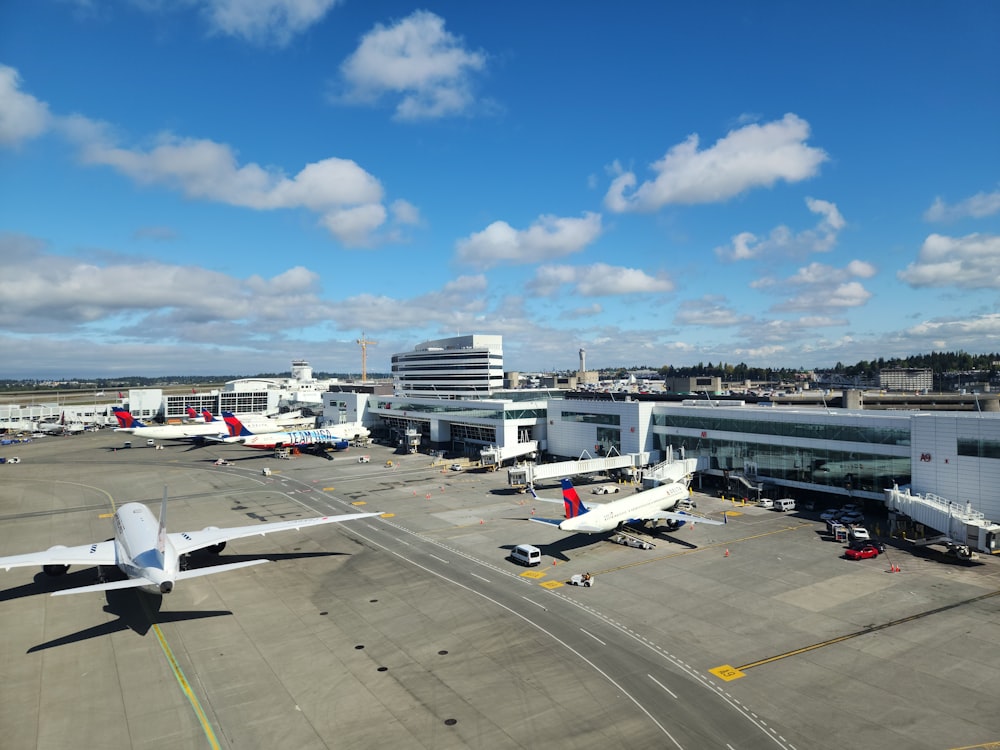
left=884, top=484, right=1000, bottom=558
left=507, top=451, right=661, bottom=488
left=480, top=441, right=538, bottom=471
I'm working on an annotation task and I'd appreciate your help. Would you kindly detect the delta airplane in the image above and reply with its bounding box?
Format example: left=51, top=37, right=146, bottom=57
left=128, top=410, right=231, bottom=442
left=0, top=488, right=381, bottom=598
left=240, top=423, right=370, bottom=452
left=531, top=478, right=726, bottom=534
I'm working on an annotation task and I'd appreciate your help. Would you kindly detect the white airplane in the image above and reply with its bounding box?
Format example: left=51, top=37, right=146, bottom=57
left=239, top=424, right=370, bottom=451
left=530, top=478, right=726, bottom=534
left=0, top=488, right=381, bottom=598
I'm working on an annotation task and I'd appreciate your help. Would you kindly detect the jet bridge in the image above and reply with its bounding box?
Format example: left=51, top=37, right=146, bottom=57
left=884, top=484, right=1000, bottom=558
left=507, top=451, right=661, bottom=488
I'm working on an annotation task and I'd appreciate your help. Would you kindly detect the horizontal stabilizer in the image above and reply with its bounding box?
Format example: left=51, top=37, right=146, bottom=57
left=51, top=576, right=157, bottom=597
left=529, top=517, right=563, bottom=527
left=174, top=559, right=269, bottom=581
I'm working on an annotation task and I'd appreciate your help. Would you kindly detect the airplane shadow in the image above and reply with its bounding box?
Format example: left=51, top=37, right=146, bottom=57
left=182, top=551, right=343, bottom=570
left=500, top=532, right=611, bottom=563
left=27, top=587, right=233, bottom=653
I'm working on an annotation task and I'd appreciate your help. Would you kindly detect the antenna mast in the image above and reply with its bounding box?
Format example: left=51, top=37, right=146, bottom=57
left=356, top=332, right=378, bottom=382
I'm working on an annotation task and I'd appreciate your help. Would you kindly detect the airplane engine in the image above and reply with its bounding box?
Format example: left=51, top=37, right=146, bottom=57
left=43, top=546, right=70, bottom=576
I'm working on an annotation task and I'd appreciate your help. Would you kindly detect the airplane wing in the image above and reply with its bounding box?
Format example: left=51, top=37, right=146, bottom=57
left=169, top=511, right=381, bottom=556
left=648, top=510, right=726, bottom=526
left=0, top=540, right=117, bottom=571
left=51, top=559, right=272, bottom=597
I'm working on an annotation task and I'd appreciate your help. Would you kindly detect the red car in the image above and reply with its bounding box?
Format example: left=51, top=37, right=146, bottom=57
left=844, top=544, right=880, bottom=560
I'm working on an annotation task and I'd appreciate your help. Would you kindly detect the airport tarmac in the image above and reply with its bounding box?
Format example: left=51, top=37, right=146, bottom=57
left=2, top=431, right=1000, bottom=749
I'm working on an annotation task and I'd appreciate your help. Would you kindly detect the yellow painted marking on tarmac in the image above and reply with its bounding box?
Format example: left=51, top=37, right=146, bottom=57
left=520, top=570, right=546, bottom=579
left=322, top=487, right=336, bottom=491
left=380, top=512, right=395, bottom=518
left=947, top=742, right=1000, bottom=750
left=709, top=665, right=745, bottom=682
left=722, top=510, right=743, bottom=518
left=98, top=513, right=114, bottom=519
left=17, top=478, right=119, bottom=514
left=351, top=500, right=367, bottom=506
left=152, top=623, right=221, bottom=750
left=540, top=580, right=564, bottom=589
left=735, top=588, right=1000, bottom=674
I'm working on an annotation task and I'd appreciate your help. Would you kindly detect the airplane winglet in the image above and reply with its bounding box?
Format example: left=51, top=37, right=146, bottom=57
left=157, top=487, right=168, bottom=559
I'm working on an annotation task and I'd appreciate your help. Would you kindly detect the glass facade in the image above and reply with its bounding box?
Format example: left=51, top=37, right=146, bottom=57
left=653, top=413, right=911, bottom=446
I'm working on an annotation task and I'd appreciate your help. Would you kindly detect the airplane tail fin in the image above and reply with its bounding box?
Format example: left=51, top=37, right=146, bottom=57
left=560, top=478, right=588, bottom=519
left=185, top=405, right=199, bottom=420
left=223, top=411, right=253, bottom=437
left=113, top=407, right=146, bottom=428
left=202, top=410, right=217, bottom=423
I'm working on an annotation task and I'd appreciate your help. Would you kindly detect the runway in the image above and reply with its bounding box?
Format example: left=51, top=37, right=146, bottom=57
left=3, top=431, right=1000, bottom=749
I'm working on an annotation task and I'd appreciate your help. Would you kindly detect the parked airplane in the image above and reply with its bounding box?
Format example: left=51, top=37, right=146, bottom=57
left=217, top=412, right=315, bottom=443
left=240, top=427, right=353, bottom=454
left=129, top=411, right=229, bottom=442
left=530, top=478, right=726, bottom=534
left=0, top=488, right=381, bottom=598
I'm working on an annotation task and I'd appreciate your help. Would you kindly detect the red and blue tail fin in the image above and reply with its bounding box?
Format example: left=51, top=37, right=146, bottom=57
left=113, top=407, right=146, bottom=428
left=560, top=478, right=588, bottom=519
left=223, top=411, right=253, bottom=437
left=202, top=410, right=217, bottom=423
left=185, top=405, right=199, bottom=420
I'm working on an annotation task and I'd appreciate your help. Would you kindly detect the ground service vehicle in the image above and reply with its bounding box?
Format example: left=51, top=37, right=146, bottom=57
left=510, top=544, right=541, bottom=566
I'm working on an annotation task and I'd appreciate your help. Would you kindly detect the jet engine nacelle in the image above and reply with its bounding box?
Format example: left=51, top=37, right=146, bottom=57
left=43, top=546, right=70, bottom=576
left=201, top=527, right=226, bottom=554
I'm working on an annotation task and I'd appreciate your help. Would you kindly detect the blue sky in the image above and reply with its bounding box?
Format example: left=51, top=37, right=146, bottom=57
left=1, top=1, right=998, bottom=378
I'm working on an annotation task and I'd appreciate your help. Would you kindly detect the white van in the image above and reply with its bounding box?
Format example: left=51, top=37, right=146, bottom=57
left=510, top=544, right=542, bottom=567
left=758, top=498, right=774, bottom=509
left=774, top=498, right=796, bottom=512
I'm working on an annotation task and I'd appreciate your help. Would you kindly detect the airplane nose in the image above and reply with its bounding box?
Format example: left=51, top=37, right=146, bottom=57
left=160, top=581, right=174, bottom=594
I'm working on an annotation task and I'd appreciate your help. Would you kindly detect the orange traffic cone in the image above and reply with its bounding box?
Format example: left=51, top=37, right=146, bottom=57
left=724, top=549, right=730, bottom=557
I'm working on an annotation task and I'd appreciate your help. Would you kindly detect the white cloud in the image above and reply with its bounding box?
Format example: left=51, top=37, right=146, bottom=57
left=0, top=65, right=50, bottom=147
left=756, top=260, right=876, bottom=313
left=715, top=197, right=845, bottom=261
left=338, top=10, right=487, bottom=120
left=456, top=212, right=602, bottom=269
left=198, top=0, right=341, bottom=46
left=674, top=297, right=750, bottom=327
left=924, top=189, right=1000, bottom=222
left=62, top=119, right=396, bottom=246
left=897, top=233, right=1000, bottom=289
left=604, top=113, right=828, bottom=212
left=527, top=262, right=674, bottom=297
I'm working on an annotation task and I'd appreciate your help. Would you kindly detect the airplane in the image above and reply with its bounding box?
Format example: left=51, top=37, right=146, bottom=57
left=0, top=487, right=381, bottom=598
left=240, top=428, right=351, bottom=455
left=128, top=410, right=230, bottom=442
left=530, top=478, right=726, bottom=534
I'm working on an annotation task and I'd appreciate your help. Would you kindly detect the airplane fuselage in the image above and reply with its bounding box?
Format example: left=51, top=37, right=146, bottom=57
left=113, top=502, right=178, bottom=594
left=243, top=427, right=357, bottom=450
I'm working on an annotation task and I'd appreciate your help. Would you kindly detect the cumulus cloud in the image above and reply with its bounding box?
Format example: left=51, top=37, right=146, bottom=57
left=60, top=117, right=401, bottom=246
left=456, top=212, right=602, bottom=269
left=527, top=262, right=674, bottom=297
left=195, top=0, right=341, bottom=46
left=924, top=189, right=1000, bottom=222
left=715, top=197, right=845, bottom=261
left=604, top=113, right=828, bottom=212
left=897, top=233, right=1000, bottom=289
left=674, top=297, right=751, bottom=327
left=0, top=65, right=51, bottom=147
left=338, top=10, right=487, bottom=120
left=753, top=260, right=876, bottom=313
